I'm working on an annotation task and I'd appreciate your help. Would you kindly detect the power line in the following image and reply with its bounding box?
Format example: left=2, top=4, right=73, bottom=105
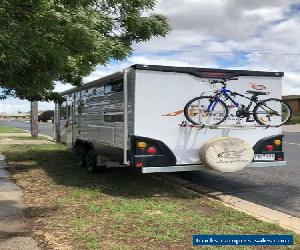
left=134, top=49, right=300, bottom=56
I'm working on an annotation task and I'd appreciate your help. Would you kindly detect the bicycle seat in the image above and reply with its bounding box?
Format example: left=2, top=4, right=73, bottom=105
left=246, top=90, right=269, bottom=96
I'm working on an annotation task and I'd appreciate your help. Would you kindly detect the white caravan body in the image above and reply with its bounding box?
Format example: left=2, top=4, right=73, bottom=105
left=54, top=65, right=286, bottom=173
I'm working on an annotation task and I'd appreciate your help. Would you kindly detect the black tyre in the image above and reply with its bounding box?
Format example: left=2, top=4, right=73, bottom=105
left=253, top=98, right=292, bottom=126
left=184, top=96, right=229, bottom=126
left=79, top=153, right=87, bottom=168
left=86, top=150, right=97, bottom=173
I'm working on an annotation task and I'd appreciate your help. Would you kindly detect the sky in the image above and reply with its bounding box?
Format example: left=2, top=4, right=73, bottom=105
left=2, top=0, right=300, bottom=113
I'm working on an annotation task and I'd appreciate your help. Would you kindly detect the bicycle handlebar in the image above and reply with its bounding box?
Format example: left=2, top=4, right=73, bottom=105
left=208, top=77, right=239, bottom=85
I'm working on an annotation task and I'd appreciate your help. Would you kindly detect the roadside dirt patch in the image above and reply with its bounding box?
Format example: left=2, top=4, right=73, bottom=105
left=1, top=143, right=299, bottom=249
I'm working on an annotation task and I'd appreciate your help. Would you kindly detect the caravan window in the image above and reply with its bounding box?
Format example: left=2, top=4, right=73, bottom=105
left=78, top=100, right=84, bottom=114
left=112, top=81, right=123, bottom=92
left=104, top=80, right=123, bottom=94
left=60, top=101, right=73, bottom=120
left=67, top=101, right=73, bottom=119
left=104, top=84, right=113, bottom=94
left=104, top=111, right=124, bottom=123
left=60, top=101, right=68, bottom=120
left=97, top=86, right=105, bottom=96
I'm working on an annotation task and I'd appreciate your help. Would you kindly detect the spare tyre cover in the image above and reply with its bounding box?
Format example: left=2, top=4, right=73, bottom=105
left=200, top=137, right=254, bottom=173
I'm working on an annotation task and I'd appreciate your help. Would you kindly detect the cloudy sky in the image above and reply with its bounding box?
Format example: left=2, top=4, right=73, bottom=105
left=2, top=0, right=300, bottom=113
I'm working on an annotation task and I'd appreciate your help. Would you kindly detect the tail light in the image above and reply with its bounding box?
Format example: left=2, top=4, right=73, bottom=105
left=137, top=142, right=147, bottom=149
left=147, top=147, right=157, bottom=154
left=136, top=141, right=160, bottom=155
left=274, top=139, right=281, bottom=146
left=135, top=162, right=144, bottom=168
left=265, top=145, right=274, bottom=151
left=132, top=136, right=177, bottom=168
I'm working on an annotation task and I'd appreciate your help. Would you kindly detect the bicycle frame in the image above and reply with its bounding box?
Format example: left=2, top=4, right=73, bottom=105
left=208, top=86, right=254, bottom=112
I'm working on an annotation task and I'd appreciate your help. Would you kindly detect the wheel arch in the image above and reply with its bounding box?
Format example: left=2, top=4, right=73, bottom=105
left=72, top=139, right=94, bottom=155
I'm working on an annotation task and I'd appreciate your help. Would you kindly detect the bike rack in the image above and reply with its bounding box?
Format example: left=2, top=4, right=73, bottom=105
left=179, top=121, right=281, bottom=130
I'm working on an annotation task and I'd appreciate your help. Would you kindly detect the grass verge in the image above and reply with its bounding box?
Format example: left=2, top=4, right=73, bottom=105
left=0, top=126, right=24, bottom=133
left=1, top=143, right=299, bottom=249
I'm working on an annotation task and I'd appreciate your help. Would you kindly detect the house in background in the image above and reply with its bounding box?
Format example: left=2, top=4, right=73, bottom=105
left=0, top=112, right=31, bottom=120
left=283, top=95, right=300, bottom=114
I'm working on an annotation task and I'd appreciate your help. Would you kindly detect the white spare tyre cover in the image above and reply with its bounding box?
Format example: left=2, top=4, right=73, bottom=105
left=200, top=137, right=254, bottom=173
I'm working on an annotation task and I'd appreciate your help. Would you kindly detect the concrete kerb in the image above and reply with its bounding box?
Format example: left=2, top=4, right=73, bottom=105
left=153, top=173, right=300, bottom=235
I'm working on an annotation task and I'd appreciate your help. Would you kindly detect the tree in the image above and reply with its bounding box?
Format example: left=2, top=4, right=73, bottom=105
left=0, top=0, right=169, bottom=101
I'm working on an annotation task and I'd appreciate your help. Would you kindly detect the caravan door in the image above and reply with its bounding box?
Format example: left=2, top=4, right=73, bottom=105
left=59, top=98, right=74, bottom=147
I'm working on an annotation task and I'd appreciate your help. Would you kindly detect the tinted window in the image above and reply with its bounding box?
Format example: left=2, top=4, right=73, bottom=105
left=104, top=112, right=123, bottom=123
left=104, top=80, right=123, bottom=94
left=104, top=84, right=113, bottom=94
left=112, top=81, right=123, bottom=92
left=60, top=102, right=68, bottom=120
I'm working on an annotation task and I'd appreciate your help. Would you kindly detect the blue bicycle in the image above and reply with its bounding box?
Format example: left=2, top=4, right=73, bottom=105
left=184, top=78, right=292, bottom=127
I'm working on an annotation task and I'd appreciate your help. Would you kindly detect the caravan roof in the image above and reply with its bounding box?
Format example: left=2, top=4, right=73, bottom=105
left=60, top=64, right=284, bottom=96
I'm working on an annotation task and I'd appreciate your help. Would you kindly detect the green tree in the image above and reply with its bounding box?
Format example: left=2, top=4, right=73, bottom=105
left=0, top=0, right=169, bottom=101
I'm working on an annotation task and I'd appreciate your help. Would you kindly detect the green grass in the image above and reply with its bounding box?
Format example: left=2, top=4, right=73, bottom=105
left=287, top=114, right=300, bottom=125
left=0, top=143, right=299, bottom=249
left=0, top=126, right=24, bottom=133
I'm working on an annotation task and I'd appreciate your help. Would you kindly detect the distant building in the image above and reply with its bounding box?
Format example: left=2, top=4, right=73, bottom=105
left=283, top=95, right=300, bottom=114
left=0, top=112, right=31, bottom=120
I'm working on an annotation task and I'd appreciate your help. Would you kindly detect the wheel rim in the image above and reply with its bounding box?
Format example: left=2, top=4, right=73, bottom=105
left=185, top=97, right=227, bottom=125
left=255, top=100, right=290, bottom=126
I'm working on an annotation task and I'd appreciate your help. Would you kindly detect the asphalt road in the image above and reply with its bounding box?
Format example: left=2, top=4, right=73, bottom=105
left=0, top=120, right=299, bottom=217
left=177, top=132, right=300, bottom=218
left=0, top=120, right=53, bottom=137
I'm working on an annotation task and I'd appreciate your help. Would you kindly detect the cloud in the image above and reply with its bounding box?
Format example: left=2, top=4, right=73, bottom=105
left=89, top=0, right=300, bottom=95
left=133, top=0, right=300, bottom=94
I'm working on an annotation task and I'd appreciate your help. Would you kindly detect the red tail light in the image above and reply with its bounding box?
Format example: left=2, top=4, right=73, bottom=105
left=265, top=145, right=274, bottom=151
left=147, top=147, right=157, bottom=154
left=135, top=162, right=144, bottom=168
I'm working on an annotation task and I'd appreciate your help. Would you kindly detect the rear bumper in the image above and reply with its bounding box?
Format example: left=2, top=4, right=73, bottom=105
left=249, top=161, right=287, bottom=167
left=142, top=165, right=203, bottom=173
left=141, top=161, right=287, bottom=173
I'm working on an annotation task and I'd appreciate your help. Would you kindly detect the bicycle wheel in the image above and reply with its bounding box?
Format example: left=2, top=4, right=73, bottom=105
left=184, top=96, right=229, bottom=126
left=253, top=98, right=292, bottom=126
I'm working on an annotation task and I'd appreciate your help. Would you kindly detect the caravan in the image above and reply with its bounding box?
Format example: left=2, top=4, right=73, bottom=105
left=53, top=64, right=287, bottom=173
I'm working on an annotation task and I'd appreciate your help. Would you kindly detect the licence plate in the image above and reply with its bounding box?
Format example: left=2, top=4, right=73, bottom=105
left=254, top=154, right=275, bottom=161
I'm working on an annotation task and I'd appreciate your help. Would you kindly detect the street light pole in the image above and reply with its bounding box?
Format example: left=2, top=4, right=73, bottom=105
left=31, top=101, right=38, bottom=137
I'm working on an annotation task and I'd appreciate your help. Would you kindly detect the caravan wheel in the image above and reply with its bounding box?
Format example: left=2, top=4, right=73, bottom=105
left=79, top=154, right=87, bottom=168
left=86, top=150, right=97, bottom=173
